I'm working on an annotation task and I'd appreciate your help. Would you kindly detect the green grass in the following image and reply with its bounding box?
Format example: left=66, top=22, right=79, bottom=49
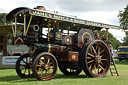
left=0, top=59, right=128, bottom=85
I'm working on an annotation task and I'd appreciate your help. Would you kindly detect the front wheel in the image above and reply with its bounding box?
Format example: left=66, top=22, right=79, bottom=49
left=15, top=53, right=33, bottom=78
left=80, top=40, right=111, bottom=77
left=32, top=52, right=58, bottom=80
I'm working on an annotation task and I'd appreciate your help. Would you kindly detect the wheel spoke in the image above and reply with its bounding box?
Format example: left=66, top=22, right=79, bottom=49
left=45, top=71, right=48, bottom=77
left=49, top=62, right=53, bottom=65
left=70, top=69, right=71, bottom=72
left=20, top=64, right=26, bottom=66
left=99, top=64, right=104, bottom=70
left=24, top=68, right=27, bottom=74
left=99, top=49, right=104, bottom=55
left=38, top=68, right=43, bottom=71
left=87, top=53, right=94, bottom=57
left=41, top=69, right=44, bottom=76
left=101, top=59, right=107, bottom=61
left=98, top=47, right=100, bottom=55
left=100, top=55, right=103, bottom=57
left=50, top=66, right=54, bottom=69
left=30, top=68, right=32, bottom=71
left=41, top=57, right=45, bottom=63
left=28, top=57, right=30, bottom=63
left=20, top=67, right=25, bottom=71
left=92, top=46, right=96, bottom=54
left=89, top=64, right=92, bottom=70
left=40, top=60, right=44, bottom=64
left=26, top=57, right=28, bottom=63
left=28, top=69, right=30, bottom=75
left=22, top=60, right=26, bottom=64
left=100, top=61, right=103, bottom=65
left=43, top=57, right=45, bottom=63
left=89, top=47, right=93, bottom=54
left=94, top=65, right=97, bottom=73
left=87, top=60, right=94, bottom=64
left=37, top=65, right=42, bottom=67
left=30, top=61, right=32, bottom=64
left=47, top=58, right=50, bottom=64
left=98, top=63, right=100, bottom=74
left=87, top=56, right=92, bottom=59
left=95, top=44, right=98, bottom=51
left=91, top=64, right=96, bottom=71
left=48, top=70, right=51, bottom=74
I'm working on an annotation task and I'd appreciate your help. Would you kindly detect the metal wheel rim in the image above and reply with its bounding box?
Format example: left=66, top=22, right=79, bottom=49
left=85, top=41, right=110, bottom=77
left=16, top=53, right=33, bottom=78
left=34, top=54, right=57, bottom=80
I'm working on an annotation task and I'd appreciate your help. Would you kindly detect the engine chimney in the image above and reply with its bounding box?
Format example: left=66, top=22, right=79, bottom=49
left=34, top=6, right=46, bottom=10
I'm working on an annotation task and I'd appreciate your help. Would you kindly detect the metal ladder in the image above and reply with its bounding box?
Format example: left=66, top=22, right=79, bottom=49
left=109, top=57, right=119, bottom=76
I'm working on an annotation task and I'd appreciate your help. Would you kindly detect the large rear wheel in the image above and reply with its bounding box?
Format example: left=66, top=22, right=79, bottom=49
left=80, top=40, right=111, bottom=77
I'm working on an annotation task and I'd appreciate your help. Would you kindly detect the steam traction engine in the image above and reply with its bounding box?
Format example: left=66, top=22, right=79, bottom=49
left=6, top=6, right=120, bottom=80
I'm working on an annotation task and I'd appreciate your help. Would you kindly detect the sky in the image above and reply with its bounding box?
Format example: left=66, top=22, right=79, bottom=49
left=0, top=0, right=127, bottom=42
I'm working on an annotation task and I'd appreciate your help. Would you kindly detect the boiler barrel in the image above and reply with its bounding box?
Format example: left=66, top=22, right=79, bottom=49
left=31, top=44, right=67, bottom=57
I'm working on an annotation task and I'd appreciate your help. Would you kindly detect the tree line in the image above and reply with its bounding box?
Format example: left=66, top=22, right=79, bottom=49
left=0, top=13, right=10, bottom=25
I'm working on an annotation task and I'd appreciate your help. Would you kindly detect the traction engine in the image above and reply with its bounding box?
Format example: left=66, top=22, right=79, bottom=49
left=6, top=6, right=111, bottom=80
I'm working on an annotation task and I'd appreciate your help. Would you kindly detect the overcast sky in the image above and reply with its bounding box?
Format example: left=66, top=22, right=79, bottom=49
left=0, top=0, right=127, bottom=42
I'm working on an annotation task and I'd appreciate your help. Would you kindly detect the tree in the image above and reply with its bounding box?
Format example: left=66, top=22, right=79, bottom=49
left=118, top=5, right=128, bottom=45
left=121, top=31, right=128, bottom=46
left=0, top=13, right=10, bottom=26
left=100, top=30, right=121, bottom=49
left=118, top=5, right=128, bottom=30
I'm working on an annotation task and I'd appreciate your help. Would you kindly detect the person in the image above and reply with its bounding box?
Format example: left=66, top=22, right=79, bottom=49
left=101, top=35, right=106, bottom=41
left=109, top=44, right=113, bottom=56
left=95, top=33, right=100, bottom=40
left=109, top=44, right=114, bottom=64
left=101, top=35, right=108, bottom=44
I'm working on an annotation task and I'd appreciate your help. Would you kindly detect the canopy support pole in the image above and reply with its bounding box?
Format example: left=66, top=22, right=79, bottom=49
left=25, top=15, right=33, bottom=36
left=14, top=17, right=17, bottom=37
left=11, top=20, right=15, bottom=37
left=24, top=14, right=26, bottom=35
left=47, top=19, right=51, bottom=42
left=106, top=28, right=109, bottom=42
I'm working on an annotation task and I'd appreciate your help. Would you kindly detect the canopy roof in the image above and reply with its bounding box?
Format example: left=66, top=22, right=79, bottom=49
left=6, top=7, right=120, bottom=30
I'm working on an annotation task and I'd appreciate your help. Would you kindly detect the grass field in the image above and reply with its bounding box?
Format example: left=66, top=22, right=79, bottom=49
left=0, top=59, right=128, bottom=85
